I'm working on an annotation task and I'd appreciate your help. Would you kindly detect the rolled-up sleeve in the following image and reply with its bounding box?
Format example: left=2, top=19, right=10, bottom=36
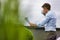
left=37, top=15, right=51, bottom=27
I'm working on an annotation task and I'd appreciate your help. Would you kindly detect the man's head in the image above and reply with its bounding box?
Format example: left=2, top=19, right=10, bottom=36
left=42, top=3, right=51, bottom=15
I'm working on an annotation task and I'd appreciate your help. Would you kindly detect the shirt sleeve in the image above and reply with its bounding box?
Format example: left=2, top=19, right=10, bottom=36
left=37, top=15, right=51, bottom=27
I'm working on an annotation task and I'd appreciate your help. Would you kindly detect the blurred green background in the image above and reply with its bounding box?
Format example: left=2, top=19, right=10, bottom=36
left=0, top=0, right=33, bottom=40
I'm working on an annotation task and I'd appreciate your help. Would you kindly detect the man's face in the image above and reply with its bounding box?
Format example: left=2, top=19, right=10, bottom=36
left=42, top=7, right=48, bottom=15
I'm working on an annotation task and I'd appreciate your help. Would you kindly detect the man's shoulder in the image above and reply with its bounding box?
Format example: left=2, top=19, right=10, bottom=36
left=46, top=10, right=56, bottom=18
left=49, top=10, right=55, bottom=14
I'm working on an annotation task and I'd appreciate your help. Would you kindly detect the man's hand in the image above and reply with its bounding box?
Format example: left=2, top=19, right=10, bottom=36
left=25, top=17, right=37, bottom=28
left=29, top=22, right=37, bottom=28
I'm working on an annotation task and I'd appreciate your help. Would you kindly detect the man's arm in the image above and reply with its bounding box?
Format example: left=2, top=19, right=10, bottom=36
left=37, top=15, right=51, bottom=27
left=25, top=16, right=51, bottom=27
left=30, top=16, right=51, bottom=27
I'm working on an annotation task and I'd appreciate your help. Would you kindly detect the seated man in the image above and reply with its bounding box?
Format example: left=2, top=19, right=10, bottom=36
left=25, top=3, right=57, bottom=40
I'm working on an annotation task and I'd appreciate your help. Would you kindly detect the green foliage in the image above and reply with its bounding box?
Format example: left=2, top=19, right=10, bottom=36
left=0, top=0, right=33, bottom=40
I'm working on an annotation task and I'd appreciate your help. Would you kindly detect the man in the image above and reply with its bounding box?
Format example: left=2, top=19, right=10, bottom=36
left=25, top=3, right=56, bottom=40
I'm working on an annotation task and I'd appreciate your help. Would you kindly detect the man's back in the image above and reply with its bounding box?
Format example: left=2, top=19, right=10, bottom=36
left=45, top=11, right=56, bottom=31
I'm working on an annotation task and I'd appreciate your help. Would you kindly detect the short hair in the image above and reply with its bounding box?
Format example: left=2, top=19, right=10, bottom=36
left=42, top=3, right=51, bottom=10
